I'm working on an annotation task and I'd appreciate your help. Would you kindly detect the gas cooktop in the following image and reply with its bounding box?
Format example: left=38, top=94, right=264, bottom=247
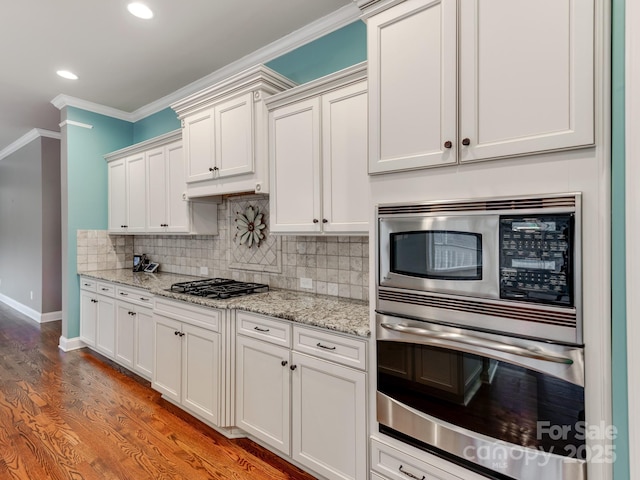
left=169, top=278, right=269, bottom=299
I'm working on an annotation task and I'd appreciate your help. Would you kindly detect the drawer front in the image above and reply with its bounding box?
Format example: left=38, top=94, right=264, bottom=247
left=293, top=325, right=367, bottom=370
left=371, top=439, right=462, bottom=480
left=80, top=277, right=97, bottom=292
left=236, top=311, right=291, bottom=347
left=96, top=282, right=116, bottom=297
left=116, top=286, right=154, bottom=308
left=154, top=297, right=220, bottom=332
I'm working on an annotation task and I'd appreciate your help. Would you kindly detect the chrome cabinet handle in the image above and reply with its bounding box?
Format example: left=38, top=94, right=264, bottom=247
left=254, top=326, right=270, bottom=333
left=380, top=323, right=574, bottom=365
left=399, top=465, right=425, bottom=480
left=316, top=342, right=336, bottom=351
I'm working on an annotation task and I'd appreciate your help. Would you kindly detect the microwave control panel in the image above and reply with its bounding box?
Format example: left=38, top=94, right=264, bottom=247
left=499, top=214, right=574, bottom=307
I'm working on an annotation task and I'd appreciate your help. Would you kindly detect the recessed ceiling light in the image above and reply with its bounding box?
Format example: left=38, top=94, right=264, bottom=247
left=57, top=70, right=78, bottom=80
left=127, top=2, right=154, bottom=19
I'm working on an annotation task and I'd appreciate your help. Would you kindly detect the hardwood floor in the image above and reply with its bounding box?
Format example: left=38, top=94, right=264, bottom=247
left=0, top=303, right=316, bottom=479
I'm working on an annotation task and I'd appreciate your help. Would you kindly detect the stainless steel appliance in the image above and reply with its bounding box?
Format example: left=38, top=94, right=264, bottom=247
left=375, top=193, right=586, bottom=480
left=169, top=278, right=269, bottom=299
left=377, top=192, right=582, bottom=344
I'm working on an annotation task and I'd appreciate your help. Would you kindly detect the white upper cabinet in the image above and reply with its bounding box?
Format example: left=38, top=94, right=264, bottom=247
left=171, top=65, right=295, bottom=197
left=105, top=130, right=218, bottom=235
left=362, top=0, right=594, bottom=174
left=266, top=63, right=369, bottom=235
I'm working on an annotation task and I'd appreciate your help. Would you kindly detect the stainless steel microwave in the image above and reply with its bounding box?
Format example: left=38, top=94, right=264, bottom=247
left=376, top=193, right=582, bottom=345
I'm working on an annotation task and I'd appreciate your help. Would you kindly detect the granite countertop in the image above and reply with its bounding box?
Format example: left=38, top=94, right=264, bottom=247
left=79, top=269, right=371, bottom=338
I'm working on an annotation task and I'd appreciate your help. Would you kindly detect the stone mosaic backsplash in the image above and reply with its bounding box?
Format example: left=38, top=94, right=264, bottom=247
left=77, top=197, right=369, bottom=301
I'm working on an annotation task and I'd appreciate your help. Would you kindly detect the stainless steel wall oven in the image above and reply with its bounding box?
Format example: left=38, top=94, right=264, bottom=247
left=375, top=193, right=585, bottom=480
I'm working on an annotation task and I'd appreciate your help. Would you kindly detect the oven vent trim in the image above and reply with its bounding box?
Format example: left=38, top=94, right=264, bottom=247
left=377, top=195, right=577, bottom=216
left=378, top=290, right=577, bottom=328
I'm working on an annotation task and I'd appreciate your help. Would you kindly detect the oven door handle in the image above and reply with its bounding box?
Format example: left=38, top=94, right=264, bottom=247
left=380, top=323, right=574, bottom=365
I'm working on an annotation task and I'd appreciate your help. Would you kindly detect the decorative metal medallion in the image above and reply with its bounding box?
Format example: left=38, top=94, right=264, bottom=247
left=234, top=205, right=266, bottom=248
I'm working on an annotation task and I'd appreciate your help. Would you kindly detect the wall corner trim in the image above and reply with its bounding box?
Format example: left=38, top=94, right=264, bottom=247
left=0, top=128, right=61, bottom=161
left=59, top=120, right=94, bottom=130
left=51, top=94, right=133, bottom=122
left=58, top=336, right=85, bottom=352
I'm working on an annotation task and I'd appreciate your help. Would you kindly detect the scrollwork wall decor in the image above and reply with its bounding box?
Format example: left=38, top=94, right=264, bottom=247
left=234, top=205, right=266, bottom=248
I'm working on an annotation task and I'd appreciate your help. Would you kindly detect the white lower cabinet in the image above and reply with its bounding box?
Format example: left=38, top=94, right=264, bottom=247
left=115, top=300, right=154, bottom=379
left=79, top=287, right=97, bottom=347
left=235, top=312, right=367, bottom=480
left=153, top=299, right=222, bottom=427
left=371, top=438, right=462, bottom=480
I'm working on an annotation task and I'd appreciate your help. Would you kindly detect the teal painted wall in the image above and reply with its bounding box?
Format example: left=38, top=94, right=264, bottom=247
left=65, top=107, right=133, bottom=338
left=611, top=0, right=628, bottom=478
left=133, top=107, right=181, bottom=143
left=266, top=21, right=366, bottom=84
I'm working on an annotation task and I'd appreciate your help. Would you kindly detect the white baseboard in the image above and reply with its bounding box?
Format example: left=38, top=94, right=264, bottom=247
left=0, top=293, right=61, bottom=324
left=59, top=336, right=85, bottom=352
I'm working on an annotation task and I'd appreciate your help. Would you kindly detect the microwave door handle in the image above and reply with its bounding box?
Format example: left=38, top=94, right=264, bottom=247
left=379, top=323, right=574, bottom=365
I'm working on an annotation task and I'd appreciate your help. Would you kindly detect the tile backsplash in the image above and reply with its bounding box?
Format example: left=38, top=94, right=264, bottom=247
left=77, top=196, right=369, bottom=301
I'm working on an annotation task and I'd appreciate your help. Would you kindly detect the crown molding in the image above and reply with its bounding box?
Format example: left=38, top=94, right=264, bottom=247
left=59, top=120, right=94, bottom=129
left=51, top=94, right=133, bottom=122
left=47, top=4, right=360, bottom=124
left=104, top=129, right=182, bottom=161
left=0, top=128, right=61, bottom=161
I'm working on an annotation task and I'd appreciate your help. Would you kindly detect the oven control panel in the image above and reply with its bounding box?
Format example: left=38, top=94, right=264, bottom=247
left=499, top=214, right=574, bottom=307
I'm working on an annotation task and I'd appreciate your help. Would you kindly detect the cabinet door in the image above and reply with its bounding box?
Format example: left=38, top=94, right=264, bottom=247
left=236, top=335, right=291, bottom=455
left=183, top=108, right=215, bottom=183
left=135, top=308, right=154, bottom=380
left=458, top=0, right=594, bottom=162
left=107, top=158, right=127, bottom=233
left=152, top=315, right=182, bottom=403
left=269, top=98, right=321, bottom=233
left=181, top=323, right=220, bottom=425
left=322, top=81, right=369, bottom=234
left=80, top=291, right=97, bottom=346
left=146, top=146, right=167, bottom=233
left=95, top=295, right=116, bottom=358
left=126, top=153, right=147, bottom=232
left=367, top=0, right=457, bottom=173
left=115, top=303, right=135, bottom=369
left=165, top=141, right=190, bottom=232
left=291, top=352, right=367, bottom=480
left=214, top=92, right=254, bottom=178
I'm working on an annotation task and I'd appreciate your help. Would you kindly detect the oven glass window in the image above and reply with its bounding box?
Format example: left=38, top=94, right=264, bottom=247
left=377, top=340, right=585, bottom=459
left=390, top=231, right=482, bottom=280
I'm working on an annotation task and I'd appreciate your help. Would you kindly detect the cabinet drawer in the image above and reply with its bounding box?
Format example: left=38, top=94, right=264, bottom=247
left=116, top=285, right=154, bottom=308
left=371, top=439, right=462, bottom=480
left=80, top=277, right=97, bottom=292
left=154, top=297, right=220, bottom=332
left=96, top=282, right=116, bottom=297
left=236, top=311, right=291, bottom=347
left=293, top=325, right=367, bottom=370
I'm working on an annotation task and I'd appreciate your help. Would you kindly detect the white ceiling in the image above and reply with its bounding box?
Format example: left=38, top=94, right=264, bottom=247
left=0, top=0, right=356, bottom=154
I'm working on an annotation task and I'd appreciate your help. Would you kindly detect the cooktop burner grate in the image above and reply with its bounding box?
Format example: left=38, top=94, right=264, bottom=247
left=169, top=278, right=269, bottom=299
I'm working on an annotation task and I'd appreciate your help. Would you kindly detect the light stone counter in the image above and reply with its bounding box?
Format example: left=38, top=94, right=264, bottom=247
left=79, top=269, right=371, bottom=338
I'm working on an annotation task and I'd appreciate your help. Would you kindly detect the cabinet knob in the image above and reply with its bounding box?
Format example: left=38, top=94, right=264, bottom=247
left=180, top=332, right=185, bottom=337
left=444, top=140, right=452, bottom=149
left=322, top=219, right=328, bottom=224
left=209, top=167, right=214, bottom=172
left=313, top=219, right=319, bottom=224
left=174, top=330, right=180, bottom=336
left=290, top=365, right=297, bottom=371
left=461, top=138, right=471, bottom=146
left=281, top=360, right=288, bottom=367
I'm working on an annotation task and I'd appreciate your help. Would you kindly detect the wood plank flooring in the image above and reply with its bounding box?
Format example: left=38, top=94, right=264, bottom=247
left=0, top=303, right=316, bottom=479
